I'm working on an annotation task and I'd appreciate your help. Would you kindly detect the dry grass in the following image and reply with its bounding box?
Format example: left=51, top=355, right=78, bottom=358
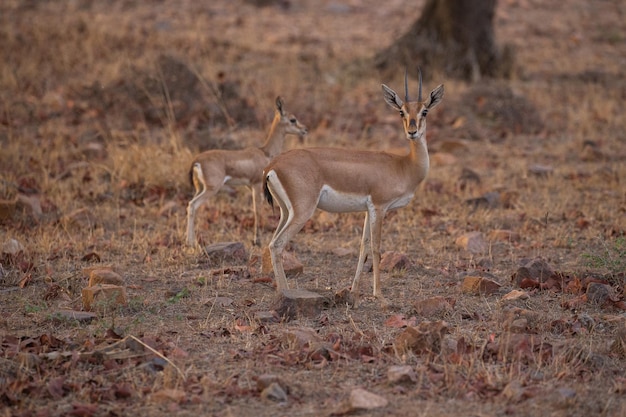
left=1, top=0, right=626, bottom=416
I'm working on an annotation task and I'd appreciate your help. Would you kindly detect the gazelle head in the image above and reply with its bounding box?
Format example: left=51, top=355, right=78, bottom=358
left=275, top=96, right=308, bottom=139
left=382, top=69, right=444, bottom=141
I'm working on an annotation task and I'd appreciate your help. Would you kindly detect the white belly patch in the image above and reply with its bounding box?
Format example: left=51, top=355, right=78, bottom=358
left=317, top=185, right=369, bottom=212
left=389, top=192, right=414, bottom=210
left=224, top=175, right=252, bottom=186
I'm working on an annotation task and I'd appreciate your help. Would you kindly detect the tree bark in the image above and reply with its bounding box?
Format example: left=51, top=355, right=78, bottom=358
left=374, top=0, right=514, bottom=82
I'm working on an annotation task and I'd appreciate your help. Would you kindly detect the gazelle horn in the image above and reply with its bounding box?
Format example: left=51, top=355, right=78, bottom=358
left=418, top=67, right=423, bottom=102
left=404, top=68, right=409, bottom=102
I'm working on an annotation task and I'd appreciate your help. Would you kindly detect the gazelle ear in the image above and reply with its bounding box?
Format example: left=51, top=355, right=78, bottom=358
left=275, top=96, right=284, bottom=114
left=381, top=84, right=404, bottom=112
left=425, top=85, right=444, bottom=109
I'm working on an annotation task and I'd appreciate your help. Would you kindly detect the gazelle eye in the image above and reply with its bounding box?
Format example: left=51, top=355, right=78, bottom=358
left=290, top=118, right=296, bottom=123
left=399, top=110, right=405, bottom=117
left=421, top=110, right=428, bottom=117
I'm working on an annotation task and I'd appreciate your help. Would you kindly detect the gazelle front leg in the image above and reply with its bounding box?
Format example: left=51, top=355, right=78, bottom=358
left=369, top=207, right=387, bottom=305
left=350, top=204, right=389, bottom=307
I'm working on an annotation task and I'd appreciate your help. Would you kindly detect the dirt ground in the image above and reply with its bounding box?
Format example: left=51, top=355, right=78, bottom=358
left=1, top=0, right=625, bottom=416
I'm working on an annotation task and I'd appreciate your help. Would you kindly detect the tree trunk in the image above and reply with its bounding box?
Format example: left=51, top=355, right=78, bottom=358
left=374, top=0, right=514, bottom=82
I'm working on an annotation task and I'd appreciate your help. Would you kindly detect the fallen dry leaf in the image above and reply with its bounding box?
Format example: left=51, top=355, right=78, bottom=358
left=151, top=388, right=186, bottom=404
left=68, top=403, right=98, bottom=417
left=47, top=377, right=66, bottom=400
left=384, top=314, right=417, bottom=328
left=501, top=290, right=529, bottom=301
left=234, top=319, right=253, bottom=332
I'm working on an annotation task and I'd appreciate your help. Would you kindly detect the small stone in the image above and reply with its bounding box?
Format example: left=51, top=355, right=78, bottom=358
left=85, top=267, right=124, bottom=286
left=204, top=242, right=248, bottom=266
left=413, top=296, right=454, bottom=317
left=281, top=327, right=322, bottom=349
left=273, top=289, right=327, bottom=320
left=586, top=282, right=611, bottom=304
left=255, top=311, right=279, bottom=323
left=52, top=309, right=98, bottom=323
left=394, top=321, right=449, bottom=355
left=261, top=382, right=288, bottom=403
left=217, top=296, right=235, bottom=307
left=81, top=284, right=127, bottom=311
left=256, top=374, right=283, bottom=391
left=387, top=365, right=417, bottom=384
left=348, top=388, right=388, bottom=410
left=2, top=238, right=24, bottom=255
left=441, top=335, right=461, bottom=356
left=511, top=257, right=554, bottom=287
left=465, top=192, right=500, bottom=209
left=334, top=287, right=357, bottom=306
left=455, top=232, right=488, bottom=254
left=461, top=276, right=502, bottom=295
left=508, top=318, right=528, bottom=333
left=380, top=251, right=412, bottom=272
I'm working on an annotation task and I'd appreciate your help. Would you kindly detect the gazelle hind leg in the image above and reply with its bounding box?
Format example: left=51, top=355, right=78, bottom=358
left=350, top=211, right=371, bottom=301
left=266, top=171, right=315, bottom=291
left=186, top=163, right=222, bottom=246
left=186, top=164, right=206, bottom=246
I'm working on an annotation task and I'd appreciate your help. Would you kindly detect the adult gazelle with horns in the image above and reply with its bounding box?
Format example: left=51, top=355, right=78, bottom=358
left=263, top=69, right=444, bottom=306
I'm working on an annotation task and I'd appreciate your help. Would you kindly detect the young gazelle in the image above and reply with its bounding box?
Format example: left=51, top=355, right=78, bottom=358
left=263, top=70, right=444, bottom=305
left=186, top=97, right=307, bottom=247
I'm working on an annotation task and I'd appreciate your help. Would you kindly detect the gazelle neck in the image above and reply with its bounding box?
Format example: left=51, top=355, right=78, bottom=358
left=408, top=136, right=430, bottom=178
left=259, top=114, right=285, bottom=158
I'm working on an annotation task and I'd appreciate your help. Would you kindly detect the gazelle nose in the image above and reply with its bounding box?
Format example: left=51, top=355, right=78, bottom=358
left=407, top=121, right=417, bottom=136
